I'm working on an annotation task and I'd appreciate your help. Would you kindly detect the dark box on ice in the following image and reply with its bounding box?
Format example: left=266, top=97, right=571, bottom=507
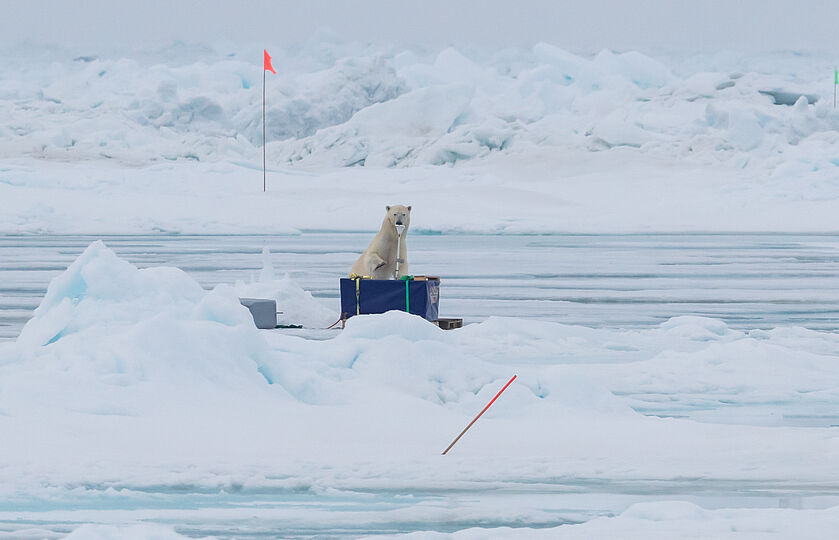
left=340, top=277, right=440, bottom=321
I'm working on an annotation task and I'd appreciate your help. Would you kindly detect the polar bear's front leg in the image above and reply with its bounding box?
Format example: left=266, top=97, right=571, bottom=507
left=368, top=253, right=386, bottom=273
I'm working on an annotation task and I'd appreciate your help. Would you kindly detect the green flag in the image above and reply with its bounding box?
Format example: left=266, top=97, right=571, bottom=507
left=835, top=67, right=838, bottom=85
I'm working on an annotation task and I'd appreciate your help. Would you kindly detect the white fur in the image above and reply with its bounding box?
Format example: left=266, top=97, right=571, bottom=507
left=350, top=205, right=411, bottom=279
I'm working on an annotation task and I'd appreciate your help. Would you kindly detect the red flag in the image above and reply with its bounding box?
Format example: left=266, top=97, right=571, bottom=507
left=263, top=49, right=276, bottom=74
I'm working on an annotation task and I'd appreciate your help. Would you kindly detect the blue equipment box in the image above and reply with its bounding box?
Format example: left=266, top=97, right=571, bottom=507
left=340, top=277, right=440, bottom=321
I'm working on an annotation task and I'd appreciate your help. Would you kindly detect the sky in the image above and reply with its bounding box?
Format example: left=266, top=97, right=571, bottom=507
left=2, top=0, right=837, bottom=54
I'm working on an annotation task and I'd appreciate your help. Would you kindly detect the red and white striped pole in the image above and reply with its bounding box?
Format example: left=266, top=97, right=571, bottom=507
left=442, top=375, right=517, bottom=455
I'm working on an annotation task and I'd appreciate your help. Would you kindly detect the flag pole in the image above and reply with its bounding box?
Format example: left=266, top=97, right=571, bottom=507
left=263, top=67, right=267, bottom=193
left=262, top=49, right=276, bottom=192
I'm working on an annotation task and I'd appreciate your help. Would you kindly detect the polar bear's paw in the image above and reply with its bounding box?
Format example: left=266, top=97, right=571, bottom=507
left=370, top=253, right=386, bottom=271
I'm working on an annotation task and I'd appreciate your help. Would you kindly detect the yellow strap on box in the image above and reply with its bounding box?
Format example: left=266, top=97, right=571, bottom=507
left=355, top=277, right=361, bottom=315
left=348, top=273, right=372, bottom=317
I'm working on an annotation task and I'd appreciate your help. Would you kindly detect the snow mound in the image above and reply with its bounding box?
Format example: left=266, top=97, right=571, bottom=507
left=274, top=83, right=475, bottom=167
left=257, top=309, right=503, bottom=408
left=592, top=49, right=673, bottom=89
left=233, top=247, right=338, bottom=328
left=657, top=316, right=732, bottom=340
left=262, top=56, right=405, bottom=143
left=341, top=309, right=446, bottom=341
left=12, top=242, right=275, bottom=411
left=17, top=240, right=215, bottom=347
left=0, top=49, right=404, bottom=165
left=65, top=524, right=190, bottom=540
left=620, top=500, right=709, bottom=521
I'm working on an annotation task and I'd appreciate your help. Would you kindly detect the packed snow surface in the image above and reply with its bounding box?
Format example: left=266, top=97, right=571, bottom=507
left=1, top=242, right=838, bottom=537
left=2, top=42, right=839, bottom=233
left=2, top=37, right=839, bottom=537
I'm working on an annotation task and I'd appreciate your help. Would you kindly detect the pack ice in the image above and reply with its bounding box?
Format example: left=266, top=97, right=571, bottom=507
left=2, top=42, right=839, bottom=233
left=1, top=242, right=839, bottom=537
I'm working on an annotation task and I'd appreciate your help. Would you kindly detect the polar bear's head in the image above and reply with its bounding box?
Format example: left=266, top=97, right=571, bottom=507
left=386, top=205, right=411, bottom=229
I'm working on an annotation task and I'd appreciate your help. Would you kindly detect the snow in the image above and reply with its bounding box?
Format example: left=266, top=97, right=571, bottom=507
left=233, top=247, right=337, bottom=328
left=43, top=503, right=839, bottom=540
left=2, top=37, right=839, bottom=537
left=372, top=503, right=839, bottom=539
left=3, top=43, right=839, bottom=233
left=2, top=242, right=839, bottom=536
left=275, top=83, right=476, bottom=167
left=64, top=524, right=191, bottom=540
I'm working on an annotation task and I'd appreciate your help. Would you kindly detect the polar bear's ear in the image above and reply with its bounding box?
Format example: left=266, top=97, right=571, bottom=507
left=386, top=205, right=391, bottom=211
left=407, top=206, right=412, bottom=211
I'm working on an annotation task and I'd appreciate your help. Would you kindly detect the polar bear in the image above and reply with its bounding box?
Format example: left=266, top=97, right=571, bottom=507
left=350, top=205, right=411, bottom=280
